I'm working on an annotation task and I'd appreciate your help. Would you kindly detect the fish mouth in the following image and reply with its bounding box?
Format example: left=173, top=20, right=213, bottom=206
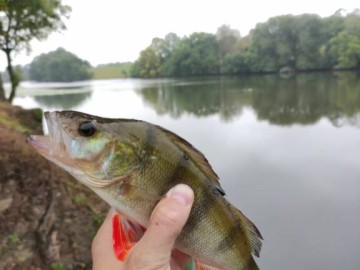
left=28, top=111, right=72, bottom=162
left=29, top=112, right=59, bottom=155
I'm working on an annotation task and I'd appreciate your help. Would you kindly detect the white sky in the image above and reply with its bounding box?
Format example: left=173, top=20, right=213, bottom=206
left=1, top=0, right=359, bottom=70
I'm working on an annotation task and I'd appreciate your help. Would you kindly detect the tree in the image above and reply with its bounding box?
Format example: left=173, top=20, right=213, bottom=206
left=295, top=15, right=326, bottom=69
left=0, top=0, right=70, bottom=102
left=223, top=50, right=253, bottom=74
left=131, top=33, right=181, bottom=78
left=131, top=13, right=359, bottom=78
left=328, top=11, right=360, bottom=69
left=216, top=25, right=241, bottom=71
left=320, top=14, right=345, bottom=67
left=164, top=32, right=220, bottom=76
left=152, top=33, right=181, bottom=61
left=131, top=46, right=162, bottom=78
left=29, top=48, right=92, bottom=82
left=0, top=73, right=5, bottom=101
left=329, top=32, right=360, bottom=69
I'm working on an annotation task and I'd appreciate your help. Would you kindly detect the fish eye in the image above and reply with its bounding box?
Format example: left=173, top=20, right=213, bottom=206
left=78, top=121, right=96, bottom=137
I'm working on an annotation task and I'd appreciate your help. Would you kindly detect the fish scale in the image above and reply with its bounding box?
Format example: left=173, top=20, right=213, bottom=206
left=28, top=110, right=263, bottom=270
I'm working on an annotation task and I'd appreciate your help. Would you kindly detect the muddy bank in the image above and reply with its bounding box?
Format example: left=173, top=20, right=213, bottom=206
left=0, top=103, right=108, bottom=270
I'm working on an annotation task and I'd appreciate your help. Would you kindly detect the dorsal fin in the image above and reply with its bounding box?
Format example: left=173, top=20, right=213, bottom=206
left=228, top=204, right=263, bottom=257
left=157, top=125, right=225, bottom=195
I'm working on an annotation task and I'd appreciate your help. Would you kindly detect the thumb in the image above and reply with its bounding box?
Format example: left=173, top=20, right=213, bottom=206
left=125, top=184, right=194, bottom=269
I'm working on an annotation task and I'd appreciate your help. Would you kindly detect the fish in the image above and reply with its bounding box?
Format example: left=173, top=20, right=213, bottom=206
left=28, top=110, right=263, bottom=270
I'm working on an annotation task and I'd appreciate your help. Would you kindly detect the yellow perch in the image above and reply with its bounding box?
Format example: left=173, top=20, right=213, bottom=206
left=28, top=111, right=263, bottom=270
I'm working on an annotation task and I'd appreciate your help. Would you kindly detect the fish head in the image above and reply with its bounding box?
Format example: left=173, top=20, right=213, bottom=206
left=28, top=111, right=140, bottom=188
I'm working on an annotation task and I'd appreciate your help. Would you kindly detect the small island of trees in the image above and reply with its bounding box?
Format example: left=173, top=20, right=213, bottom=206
left=28, top=48, right=92, bottom=82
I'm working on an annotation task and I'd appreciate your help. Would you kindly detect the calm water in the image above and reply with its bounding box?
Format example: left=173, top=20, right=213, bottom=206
left=13, top=73, right=360, bottom=269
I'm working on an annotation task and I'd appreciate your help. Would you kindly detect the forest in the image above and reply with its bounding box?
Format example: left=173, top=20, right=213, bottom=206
left=2, top=11, right=360, bottom=85
left=131, top=11, right=360, bottom=77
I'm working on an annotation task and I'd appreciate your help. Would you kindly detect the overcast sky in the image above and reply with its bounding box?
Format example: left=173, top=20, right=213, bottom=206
left=1, top=0, right=359, bottom=70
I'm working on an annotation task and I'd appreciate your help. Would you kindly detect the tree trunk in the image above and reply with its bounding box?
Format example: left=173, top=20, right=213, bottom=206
left=0, top=73, right=6, bottom=101
left=5, top=49, right=17, bottom=103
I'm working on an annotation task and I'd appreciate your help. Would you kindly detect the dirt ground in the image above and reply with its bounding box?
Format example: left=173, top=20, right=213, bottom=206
left=0, top=103, right=108, bottom=270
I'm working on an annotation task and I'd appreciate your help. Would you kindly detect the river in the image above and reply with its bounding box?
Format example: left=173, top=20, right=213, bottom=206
left=12, top=72, right=360, bottom=269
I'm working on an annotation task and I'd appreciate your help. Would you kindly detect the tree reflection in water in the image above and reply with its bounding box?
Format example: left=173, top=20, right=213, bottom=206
left=137, top=72, right=360, bottom=126
left=34, top=91, right=92, bottom=109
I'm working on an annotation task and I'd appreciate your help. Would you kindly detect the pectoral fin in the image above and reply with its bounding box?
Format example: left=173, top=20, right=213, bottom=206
left=195, top=260, right=222, bottom=270
left=112, top=213, right=146, bottom=261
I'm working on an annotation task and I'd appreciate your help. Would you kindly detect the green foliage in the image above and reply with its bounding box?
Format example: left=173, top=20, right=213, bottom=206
left=50, top=262, right=65, bottom=270
left=0, top=0, right=70, bottom=102
left=9, top=233, right=20, bottom=245
left=344, top=12, right=360, bottom=37
left=92, top=62, right=132, bottom=79
left=0, top=111, right=30, bottom=133
left=165, top=32, right=220, bottom=76
left=132, top=11, right=360, bottom=78
left=32, top=108, right=43, bottom=123
left=73, top=193, right=86, bottom=205
left=251, top=14, right=327, bottom=71
left=132, top=32, right=219, bottom=77
left=223, top=50, right=253, bottom=74
left=92, top=213, right=106, bottom=228
left=131, top=33, right=181, bottom=78
left=131, top=46, right=161, bottom=78
left=216, top=25, right=241, bottom=55
left=328, top=12, right=360, bottom=69
left=329, top=32, right=360, bottom=68
left=29, top=48, right=92, bottom=82
left=0, top=0, right=70, bottom=52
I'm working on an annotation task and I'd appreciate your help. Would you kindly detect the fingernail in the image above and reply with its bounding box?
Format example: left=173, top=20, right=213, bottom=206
left=168, top=184, right=193, bottom=206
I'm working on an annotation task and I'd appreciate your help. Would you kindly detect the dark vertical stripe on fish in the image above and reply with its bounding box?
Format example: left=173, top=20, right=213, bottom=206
left=163, top=154, right=217, bottom=235
left=140, top=124, right=156, bottom=170
left=158, top=152, right=187, bottom=195
left=182, top=184, right=216, bottom=234
left=215, top=222, right=242, bottom=252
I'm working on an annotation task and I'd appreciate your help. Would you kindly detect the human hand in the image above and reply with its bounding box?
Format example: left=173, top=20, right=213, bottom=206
left=92, top=184, right=194, bottom=270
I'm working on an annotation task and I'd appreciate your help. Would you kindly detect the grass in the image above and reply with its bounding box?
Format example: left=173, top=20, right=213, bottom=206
left=50, top=262, right=65, bottom=270
left=91, top=62, right=133, bottom=79
left=73, top=193, right=86, bottom=205
left=92, top=213, right=106, bottom=227
left=9, top=233, right=21, bottom=245
left=0, top=112, right=29, bottom=133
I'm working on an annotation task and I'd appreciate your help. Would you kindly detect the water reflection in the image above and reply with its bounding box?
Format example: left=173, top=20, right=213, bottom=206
left=34, top=91, right=92, bottom=109
left=138, top=79, right=249, bottom=121
left=137, top=73, right=360, bottom=126
left=12, top=74, right=360, bottom=270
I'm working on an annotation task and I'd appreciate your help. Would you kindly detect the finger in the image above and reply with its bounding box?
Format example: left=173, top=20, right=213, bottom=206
left=125, top=184, right=194, bottom=269
left=92, top=208, right=122, bottom=270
